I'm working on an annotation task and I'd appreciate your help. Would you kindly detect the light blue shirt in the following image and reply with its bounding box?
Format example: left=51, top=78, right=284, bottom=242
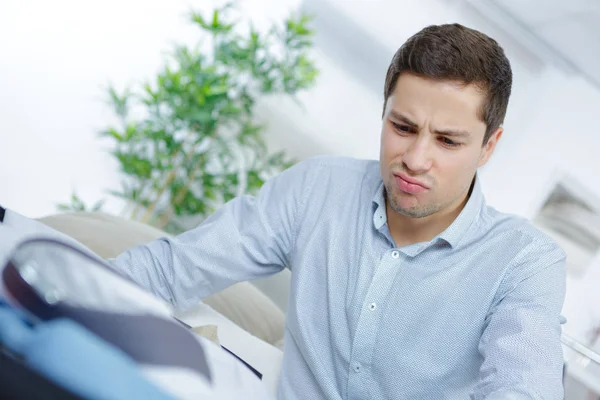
left=111, top=156, right=567, bottom=399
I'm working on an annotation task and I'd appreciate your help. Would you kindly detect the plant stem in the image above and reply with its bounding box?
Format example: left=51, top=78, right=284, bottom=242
left=152, top=130, right=221, bottom=227
left=139, top=148, right=188, bottom=224
left=131, top=139, right=170, bottom=220
left=139, top=138, right=202, bottom=224
left=130, top=180, right=156, bottom=220
left=155, top=155, right=204, bottom=229
left=139, top=169, right=177, bottom=224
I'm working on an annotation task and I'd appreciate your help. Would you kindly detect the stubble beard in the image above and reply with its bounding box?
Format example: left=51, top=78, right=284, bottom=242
left=384, top=184, right=442, bottom=219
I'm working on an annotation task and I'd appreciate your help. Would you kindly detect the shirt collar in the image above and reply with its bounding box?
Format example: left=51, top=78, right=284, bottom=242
left=437, top=176, right=484, bottom=248
left=372, top=181, right=388, bottom=231
left=372, top=175, right=485, bottom=249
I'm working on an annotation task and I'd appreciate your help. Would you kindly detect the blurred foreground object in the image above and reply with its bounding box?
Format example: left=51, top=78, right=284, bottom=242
left=0, top=237, right=274, bottom=399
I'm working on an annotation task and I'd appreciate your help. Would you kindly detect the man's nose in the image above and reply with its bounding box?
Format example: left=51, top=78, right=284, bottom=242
left=402, top=136, right=433, bottom=173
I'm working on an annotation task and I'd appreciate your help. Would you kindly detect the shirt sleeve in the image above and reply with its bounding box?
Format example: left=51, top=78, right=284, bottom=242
left=472, top=241, right=567, bottom=400
left=107, top=159, right=318, bottom=311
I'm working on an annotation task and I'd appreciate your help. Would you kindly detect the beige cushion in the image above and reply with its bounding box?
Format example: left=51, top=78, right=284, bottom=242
left=37, top=212, right=285, bottom=345
left=38, top=212, right=167, bottom=258
left=192, top=325, right=220, bottom=345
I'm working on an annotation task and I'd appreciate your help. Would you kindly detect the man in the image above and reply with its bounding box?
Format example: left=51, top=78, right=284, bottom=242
left=72, top=23, right=570, bottom=398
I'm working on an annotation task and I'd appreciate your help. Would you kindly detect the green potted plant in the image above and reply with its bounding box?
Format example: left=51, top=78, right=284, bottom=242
left=60, top=3, right=318, bottom=234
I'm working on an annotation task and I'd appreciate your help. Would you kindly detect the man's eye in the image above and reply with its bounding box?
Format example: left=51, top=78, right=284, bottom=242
left=392, top=123, right=412, bottom=133
left=440, top=137, right=460, bottom=147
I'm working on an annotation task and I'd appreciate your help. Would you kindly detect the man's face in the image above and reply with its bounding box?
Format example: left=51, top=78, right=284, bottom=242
left=380, top=73, right=502, bottom=218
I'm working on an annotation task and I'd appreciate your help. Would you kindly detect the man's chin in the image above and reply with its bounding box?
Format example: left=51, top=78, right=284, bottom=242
left=386, top=186, right=434, bottom=217
left=388, top=196, right=437, bottom=219
left=393, top=207, right=431, bottom=219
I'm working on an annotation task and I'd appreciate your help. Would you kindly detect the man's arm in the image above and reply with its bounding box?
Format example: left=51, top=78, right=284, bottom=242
left=472, top=242, right=567, bottom=400
left=108, top=159, right=317, bottom=311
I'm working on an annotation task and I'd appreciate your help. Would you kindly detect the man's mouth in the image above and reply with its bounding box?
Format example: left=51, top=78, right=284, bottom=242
left=394, top=173, right=429, bottom=195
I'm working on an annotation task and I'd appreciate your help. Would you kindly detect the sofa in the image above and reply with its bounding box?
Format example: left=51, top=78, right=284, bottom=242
left=36, top=211, right=289, bottom=396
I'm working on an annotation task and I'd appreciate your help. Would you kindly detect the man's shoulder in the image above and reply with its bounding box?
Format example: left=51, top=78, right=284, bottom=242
left=479, top=207, right=567, bottom=306
left=287, top=155, right=379, bottom=187
left=483, top=206, right=566, bottom=265
left=264, top=156, right=379, bottom=201
left=282, top=155, right=381, bottom=204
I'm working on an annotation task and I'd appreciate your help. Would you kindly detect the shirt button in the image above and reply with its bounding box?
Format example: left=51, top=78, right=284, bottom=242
left=391, top=250, right=400, bottom=259
left=369, top=302, right=377, bottom=311
left=353, top=363, right=361, bottom=373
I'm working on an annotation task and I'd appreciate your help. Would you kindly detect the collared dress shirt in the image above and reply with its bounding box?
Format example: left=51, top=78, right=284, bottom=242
left=110, top=156, right=567, bottom=399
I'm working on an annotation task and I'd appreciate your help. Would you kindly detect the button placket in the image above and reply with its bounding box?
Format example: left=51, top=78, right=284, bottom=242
left=348, top=249, right=404, bottom=398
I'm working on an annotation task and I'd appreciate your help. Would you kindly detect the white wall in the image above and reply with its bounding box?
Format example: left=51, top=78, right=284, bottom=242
left=0, top=0, right=196, bottom=217
left=480, top=70, right=600, bottom=219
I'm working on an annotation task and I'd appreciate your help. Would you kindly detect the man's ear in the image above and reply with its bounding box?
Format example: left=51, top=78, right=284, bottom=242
left=478, top=127, right=503, bottom=167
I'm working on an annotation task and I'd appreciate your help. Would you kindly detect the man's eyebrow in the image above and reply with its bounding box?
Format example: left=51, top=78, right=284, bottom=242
left=389, top=110, right=472, bottom=137
left=434, top=128, right=471, bottom=138
left=388, top=111, right=418, bottom=128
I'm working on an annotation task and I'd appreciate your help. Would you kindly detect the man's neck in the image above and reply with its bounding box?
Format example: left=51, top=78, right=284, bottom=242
left=386, top=191, right=470, bottom=248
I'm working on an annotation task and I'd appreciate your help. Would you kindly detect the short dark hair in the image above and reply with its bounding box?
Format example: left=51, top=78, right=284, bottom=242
left=383, top=23, right=512, bottom=144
